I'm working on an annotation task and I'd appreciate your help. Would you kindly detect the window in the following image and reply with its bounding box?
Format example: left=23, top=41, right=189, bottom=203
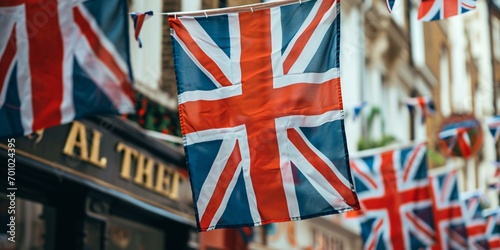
left=0, top=196, right=55, bottom=250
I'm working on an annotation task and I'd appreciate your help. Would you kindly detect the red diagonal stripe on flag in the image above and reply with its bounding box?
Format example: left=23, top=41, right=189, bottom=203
left=283, top=0, right=336, bottom=74
left=287, top=128, right=358, bottom=206
left=350, top=160, right=377, bottom=190
left=367, top=219, right=384, bottom=250
left=199, top=141, right=242, bottom=230
left=402, top=144, right=423, bottom=183
left=169, top=20, right=233, bottom=87
left=73, top=7, right=135, bottom=101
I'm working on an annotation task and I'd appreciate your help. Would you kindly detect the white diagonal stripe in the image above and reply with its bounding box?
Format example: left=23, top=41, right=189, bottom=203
left=14, top=5, right=34, bottom=134
left=208, top=161, right=243, bottom=229
left=286, top=3, right=339, bottom=74
left=178, top=84, right=242, bottom=104
left=237, top=135, right=262, bottom=224
left=288, top=140, right=350, bottom=209
left=184, top=125, right=246, bottom=145
left=74, top=5, right=134, bottom=113
left=270, top=6, right=283, bottom=78
left=58, top=4, right=77, bottom=124
left=281, top=0, right=323, bottom=63
left=178, top=17, right=233, bottom=84
left=274, top=68, right=339, bottom=89
left=276, top=119, right=301, bottom=219
left=196, top=137, right=238, bottom=220
left=172, top=31, right=223, bottom=88
left=228, top=13, right=241, bottom=85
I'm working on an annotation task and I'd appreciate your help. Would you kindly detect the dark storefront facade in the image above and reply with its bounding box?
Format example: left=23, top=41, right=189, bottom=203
left=0, top=116, right=196, bottom=249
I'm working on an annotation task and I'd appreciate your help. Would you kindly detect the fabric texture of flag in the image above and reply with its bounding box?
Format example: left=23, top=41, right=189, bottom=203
left=350, top=143, right=436, bottom=249
left=438, top=119, right=478, bottom=159
left=130, top=11, right=154, bottom=48
left=418, top=0, right=477, bottom=21
left=487, top=115, right=500, bottom=142
left=405, top=96, right=435, bottom=123
left=169, top=0, right=360, bottom=231
left=429, top=170, right=468, bottom=250
left=483, top=208, right=500, bottom=249
left=461, top=191, right=490, bottom=250
left=0, top=0, right=135, bottom=138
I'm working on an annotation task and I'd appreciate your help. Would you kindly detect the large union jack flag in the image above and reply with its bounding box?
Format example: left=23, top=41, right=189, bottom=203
left=0, top=0, right=135, bottom=138
left=169, top=0, right=360, bottom=231
left=350, top=143, right=436, bottom=249
left=428, top=170, right=468, bottom=250
left=418, top=0, right=477, bottom=21
left=461, top=191, right=490, bottom=250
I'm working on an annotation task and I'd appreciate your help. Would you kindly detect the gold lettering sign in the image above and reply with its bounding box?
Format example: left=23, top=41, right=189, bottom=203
left=63, top=121, right=107, bottom=168
left=62, top=122, right=183, bottom=201
left=116, top=142, right=182, bottom=200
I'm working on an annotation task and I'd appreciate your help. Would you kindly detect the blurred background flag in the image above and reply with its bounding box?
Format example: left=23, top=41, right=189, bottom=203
left=483, top=208, right=500, bottom=249
left=418, top=0, right=477, bottom=21
left=486, top=116, right=500, bottom=142
left=386, top=0, right=397, bottom=12
left=405, top=96, right=435, bottom=123
left=352, top=101, right=367, bottom=121
left=461, top=191, right=490, bottom=250
left=438, top=121, right=476, bottom=159
left=350, top=143, right=436, bottom=249
left=169, top=0, right=359, bottom=232
left=130, top=11, right=154, bottom=48
left=428, top=170, right=468, bottom=250
left=0, top=0, right=135, bottom=138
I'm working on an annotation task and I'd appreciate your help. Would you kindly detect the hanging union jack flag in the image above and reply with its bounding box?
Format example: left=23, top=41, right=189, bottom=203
left=429, top=170, right=468, bottom=250
left=483, top=208, right=500, bottom=249
left=0, top=0, right=135, bottom=138
left=461, top=191, right=490, bottom=250
left=418, top=0, right=477, bottom=21
left=437, top=119, right=482, bottom=159
left=350, top=143, right=436, bottom=249
left=169, top=0, right=360, bottom=231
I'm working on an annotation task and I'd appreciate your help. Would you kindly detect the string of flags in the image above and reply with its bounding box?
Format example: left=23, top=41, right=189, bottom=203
left=130, top=11, right=154, bottom=48
left=405, top=96, right=436, bottom=123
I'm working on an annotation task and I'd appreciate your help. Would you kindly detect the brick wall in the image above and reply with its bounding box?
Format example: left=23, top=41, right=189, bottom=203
left=160, top=0, right=181, bottom=97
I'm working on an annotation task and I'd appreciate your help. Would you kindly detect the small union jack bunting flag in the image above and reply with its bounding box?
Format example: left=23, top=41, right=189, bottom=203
left=429, top=170, right=468, bottom=249
left=486, top=116, right=500, bottom=142
left=405, top=96, right=435, bottom=123
left=461, top=191, right=490, bottom=250
left=131, top=11, right=154, bottom=48
left=489, top=182, right=500, bottom=193
left=352, top=101, right=367, bottom=121
left=418, top=0, right=477, bottom=21
left=0, top=0, right=135, bottom=138
left=386, top=0, right=397, bottom=12
left=169, top=0, right=359, bottom=231
left=350, top=143, right=436, bottom=249
left=438, top=119, right=477, bottom=159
